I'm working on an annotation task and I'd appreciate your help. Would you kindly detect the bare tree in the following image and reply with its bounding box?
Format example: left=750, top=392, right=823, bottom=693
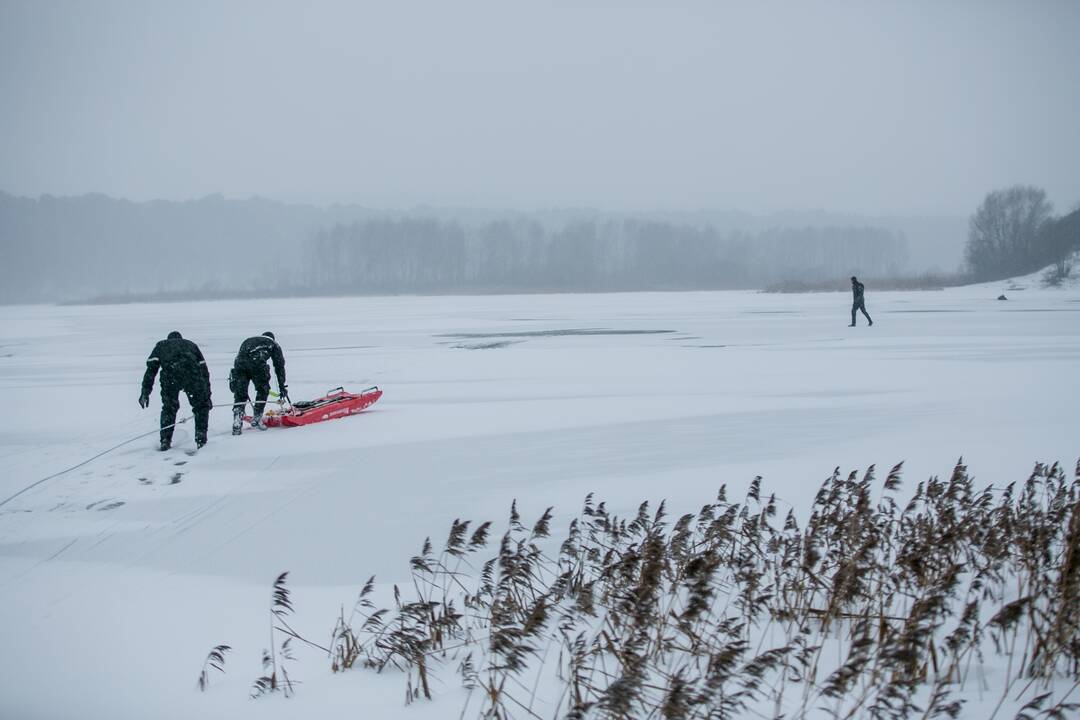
left=1039, top=207, right=1080, bottom=285
left=965, top=185, right=1053, bottom=280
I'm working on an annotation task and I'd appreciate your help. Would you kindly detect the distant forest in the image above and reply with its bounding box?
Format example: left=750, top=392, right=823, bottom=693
left=0, top=192, right=959, bottom=304
left=306, top=218, right=905, bottom=294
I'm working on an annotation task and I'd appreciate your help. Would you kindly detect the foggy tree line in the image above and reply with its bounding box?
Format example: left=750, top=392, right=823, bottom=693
left=0, top=192, right=911, bottom=303
left=303, top=217, right=907, bottom=294
left=965, top=185, right=1080, bottom=282
left=0, top=192, right=374, bottom=303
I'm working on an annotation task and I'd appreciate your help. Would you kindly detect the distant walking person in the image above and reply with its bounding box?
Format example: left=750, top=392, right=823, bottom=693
left=230, top=332, right=287, bottom=435
left=850, top=276, right=873, bottom=327
left=139, top=331, right=211, bottom=451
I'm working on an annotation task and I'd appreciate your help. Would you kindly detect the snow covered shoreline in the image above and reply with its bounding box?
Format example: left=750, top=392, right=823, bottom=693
left=0, top=283, right=1077, bottom=718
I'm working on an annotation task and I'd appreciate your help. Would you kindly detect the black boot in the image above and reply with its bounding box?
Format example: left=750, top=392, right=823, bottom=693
left=159, top=439, right=171, bottom=451
left=232, top=406, right=244, bottom=436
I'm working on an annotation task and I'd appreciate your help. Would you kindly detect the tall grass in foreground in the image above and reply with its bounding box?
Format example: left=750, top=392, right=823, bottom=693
left=196, top=645, right=230, bottom=691
left=227, top=459, right=1080, bottom=718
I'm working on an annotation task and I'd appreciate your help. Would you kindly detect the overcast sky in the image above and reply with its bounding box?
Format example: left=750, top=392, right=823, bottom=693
left=1, top=0, right=1078, bottom=215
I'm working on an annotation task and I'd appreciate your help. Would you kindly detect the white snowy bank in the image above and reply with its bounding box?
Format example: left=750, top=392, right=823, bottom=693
left=0, top=280, right=1077, bottom=718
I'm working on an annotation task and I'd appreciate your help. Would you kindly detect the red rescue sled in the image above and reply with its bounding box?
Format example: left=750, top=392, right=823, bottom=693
left=258, top=386, right=382, bottom=428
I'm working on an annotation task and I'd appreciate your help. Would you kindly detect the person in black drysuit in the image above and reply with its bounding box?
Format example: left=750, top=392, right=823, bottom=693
left=230, top=331, right=287, bottom=434
left=849, top=276, right=873, bottom=327
left=139, top=331, right=211, bottom=451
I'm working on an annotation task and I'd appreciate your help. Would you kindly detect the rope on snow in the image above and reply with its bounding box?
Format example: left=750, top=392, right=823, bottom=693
left=0, top=400, right=279, bottom=510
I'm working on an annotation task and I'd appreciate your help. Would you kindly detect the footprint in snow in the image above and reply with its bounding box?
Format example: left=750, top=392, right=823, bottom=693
left=169, top=473, right=183, bottom=485
left=138, top=477, right=151, bottom=485
left=174, top=460, right=187, bottom=466
left=86, top=499, right=124, bottom=510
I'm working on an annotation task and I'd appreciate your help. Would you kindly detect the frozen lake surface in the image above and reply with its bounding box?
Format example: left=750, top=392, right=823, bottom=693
left=0, top=280, right=1077, bottom=718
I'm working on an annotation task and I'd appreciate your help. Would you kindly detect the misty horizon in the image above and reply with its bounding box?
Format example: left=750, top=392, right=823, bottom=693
left=0, top=186, right=978, bottom=220
left=1, top=190, right=934, bottom=304
left=1, top=1, right=1077, bottom=305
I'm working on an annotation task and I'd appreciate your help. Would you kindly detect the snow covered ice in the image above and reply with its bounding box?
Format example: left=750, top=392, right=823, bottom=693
left=0, top=279, right=1077, bottom=719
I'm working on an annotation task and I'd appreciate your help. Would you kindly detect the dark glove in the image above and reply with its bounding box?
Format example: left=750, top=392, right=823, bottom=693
left=280, top=385, right=290, bottom=402
left=139, top=393, right=150, bottom=409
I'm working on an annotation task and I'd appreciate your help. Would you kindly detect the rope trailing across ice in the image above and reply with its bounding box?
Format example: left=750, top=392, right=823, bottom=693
left=0, top=400, right=274, bottom=510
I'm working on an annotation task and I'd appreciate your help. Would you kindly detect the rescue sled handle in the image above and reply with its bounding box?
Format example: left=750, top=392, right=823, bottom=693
left=270, top=385, right=379, bottom=401
left=325, top=385, right=378, bottom=394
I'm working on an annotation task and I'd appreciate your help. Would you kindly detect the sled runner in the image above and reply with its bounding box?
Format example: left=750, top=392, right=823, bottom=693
left=253, top=386, right=382, bottom=428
